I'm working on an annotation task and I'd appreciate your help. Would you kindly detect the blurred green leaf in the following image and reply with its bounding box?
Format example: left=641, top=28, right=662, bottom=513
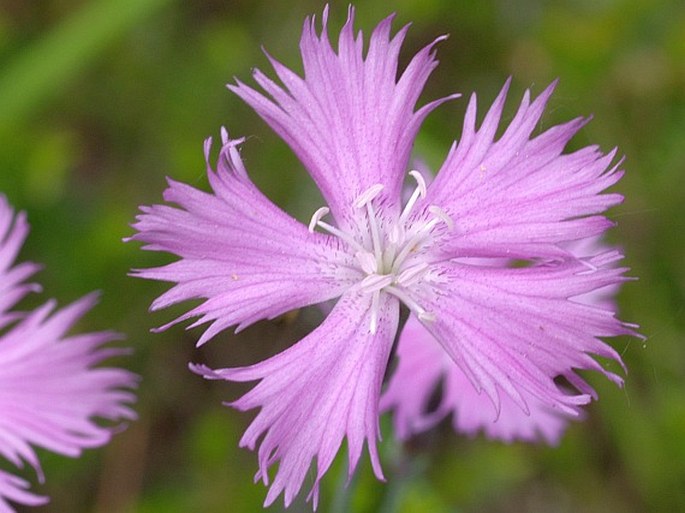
left=0, top=0, right=175, bottom=130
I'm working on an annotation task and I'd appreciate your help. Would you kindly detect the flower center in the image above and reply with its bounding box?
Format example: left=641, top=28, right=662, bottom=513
left=309, top=171, right=452, bottom=333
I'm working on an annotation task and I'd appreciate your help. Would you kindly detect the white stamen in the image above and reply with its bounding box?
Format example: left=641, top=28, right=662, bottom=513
left=427, top=205, right=454, bottom=230
left=360, top=273, right=393, bottom=294
left=309, top=172, right=445, bottom=331
left=353, top=184, right=384, bottom=208
left=399, top=171, right=427, bottom=224
left=381, top=243, right=396, bottom=274
left=396, top=263, right=429, bottom=287
left=365, top=200, right=383, bottom=264
left=388, top=224, right=404, bottom=245
left=355, top=251, right=378, bottom=275
left=418, top=311, right=436, bottom=322
left=353, top=185, right=385, bottom=264
left=369, top=290, right=381, bottom=334
left=308, top=206, right=330, bottom=232
left=220, top=126, right=230, bottom=145
left=385, top=285, right=435, bottom=322
left=391, top=229, right=430, bottom=274
left=409, top=170, right=427, bottom=198
left=316, top=220, right=367, bottom=253
left=391, top=204, right=454, bottom=273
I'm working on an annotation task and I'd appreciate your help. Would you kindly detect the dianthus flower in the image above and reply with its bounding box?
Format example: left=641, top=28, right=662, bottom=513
left=0, top=197, right=137, bottom=512
left=129, top=6, right=636, bottom=509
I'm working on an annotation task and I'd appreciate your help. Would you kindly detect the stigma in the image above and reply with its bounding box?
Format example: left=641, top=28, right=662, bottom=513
left=309, top=171, right=452, bottom=333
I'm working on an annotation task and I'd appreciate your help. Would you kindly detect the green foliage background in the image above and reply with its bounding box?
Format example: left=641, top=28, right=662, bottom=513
left=0, top=0, right=683, bottom=511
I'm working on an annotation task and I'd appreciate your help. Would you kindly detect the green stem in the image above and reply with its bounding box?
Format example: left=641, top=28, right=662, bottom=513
left=378, top=440, right=429, bottom=513
left=330, top=463, right=359, bottom=513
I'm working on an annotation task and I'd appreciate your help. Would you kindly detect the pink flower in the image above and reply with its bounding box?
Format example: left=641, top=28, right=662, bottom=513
left=130, top=6, right=636, bottom=508
left=0, top=197, right=137, bottom=512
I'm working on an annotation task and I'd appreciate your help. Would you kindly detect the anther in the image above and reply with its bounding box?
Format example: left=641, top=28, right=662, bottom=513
left=396, top=263, right=429, bottom=287
left=388, top=224, right=404, bottom=245
left=353, top=184, right=384, bottom=209
left=385, top=285, right=437, bottom=323
left=308, top=206, right=366, bottom=253
left=355, top=251, right=378, bottom=275
left=408, top=170, right=427, bottom=198
left=428, top=205, right=454, bottom=230
left=418, top=311, right=436, bottom=322
left=308, top=207, right=330, bottom=232
left=399, top=171, right=428, bottom=225
left=360, top=274, right=393, bottom=294
left=369, top=291, right=381, bottom=334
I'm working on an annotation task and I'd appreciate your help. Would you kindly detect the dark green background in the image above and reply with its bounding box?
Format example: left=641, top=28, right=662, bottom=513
left=1, top=0, right=683, bottom=511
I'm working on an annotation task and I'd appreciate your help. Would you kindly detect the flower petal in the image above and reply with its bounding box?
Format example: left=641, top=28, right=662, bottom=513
left=411, top=253, right=636, bottom=419
left=0, top=197, right=40, bottom=329
left=0, top=470, right=47, bottom=513
left=382, top=315, right=571, bottom=444
left=191, top=292, right=399, bottom=509
left=426, top=80, right=624, bottom=260
left=129, top=133, right=356, bottom=345
left=0, top=294, right=138, bottom=477
left=380, top=315, right=447, bottom=440
left=229, top=6, right=456, bottom=227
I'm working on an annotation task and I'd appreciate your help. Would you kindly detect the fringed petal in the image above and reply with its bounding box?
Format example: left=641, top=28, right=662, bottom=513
left=192, top=292, right=399, bottom=509
left=0, top=470, right=47, bottom=513
left=411, top=253, right=636, bottom=419
left=0, top=294, right=138, bottom=478
left=382, top=316, right=571, bottom=444
left=0, top=197, right=40, bottom=330
left=425, top=80, right=624, bottom=260
left=230, top=6, right=456, bottom=227
left=129, top=132, right=357, bottom=346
